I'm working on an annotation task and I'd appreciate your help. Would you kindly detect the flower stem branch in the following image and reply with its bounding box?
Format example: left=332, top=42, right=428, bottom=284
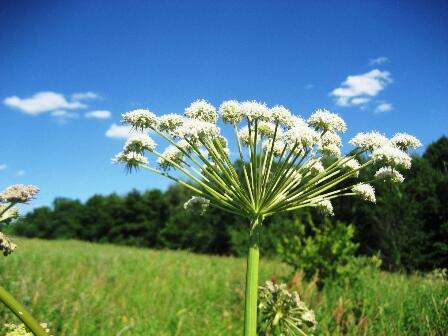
left=0, top=285, right=48, bottom=336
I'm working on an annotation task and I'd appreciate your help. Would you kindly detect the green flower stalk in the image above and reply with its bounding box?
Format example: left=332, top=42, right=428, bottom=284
left=0, top=184, right=49, bottom=336
left=114, top=99, right=421, bottom=335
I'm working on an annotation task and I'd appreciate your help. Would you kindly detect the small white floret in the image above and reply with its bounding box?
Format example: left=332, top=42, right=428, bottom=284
left=158, top=114, right=185, bottom=133
left=352, top=183, right=376, bottom=203
left=184, top=99, right=217, bottom=123
left=316, top=200, right=334, bottom=216
left=390, top=133, right=422, bottom=151
left=123, top=134, right=156, bottom=153
left=283, top=125, right=320, bottom=148
left=374, top=166, right=405, bottom=183
left=184, top=196, right=210, bottom=215
left=308, top=109, right=347, bottom=133
left=372, top=145, right=412, bottom=169
left=122, top=109, right=158, bottom=130
left=157, top=146, right=184, bottom=170
left=349, top=131, right=389, bottom=151
left=240, top=101, right=271, bottom=122
left=219, top=100, right=243, bottom=124
left=270, top=105, right=292, bottom=125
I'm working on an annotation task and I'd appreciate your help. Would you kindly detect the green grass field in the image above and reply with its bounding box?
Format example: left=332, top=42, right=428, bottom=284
left=0, top=238, right=446, bottom=335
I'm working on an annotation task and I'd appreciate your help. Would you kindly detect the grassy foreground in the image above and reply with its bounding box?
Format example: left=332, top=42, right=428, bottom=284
left=0, top=238, right=446, bottom=335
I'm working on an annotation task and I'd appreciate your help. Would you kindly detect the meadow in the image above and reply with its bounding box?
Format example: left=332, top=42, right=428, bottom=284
left=0, top=238, right=446, bottom=336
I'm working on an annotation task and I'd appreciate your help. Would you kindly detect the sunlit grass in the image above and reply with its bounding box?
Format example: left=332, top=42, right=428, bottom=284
left=1, top=238, right=446, bottom=335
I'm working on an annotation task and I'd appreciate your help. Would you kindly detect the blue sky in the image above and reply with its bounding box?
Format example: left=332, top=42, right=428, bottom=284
left=0, top=0, right=447, bottom=208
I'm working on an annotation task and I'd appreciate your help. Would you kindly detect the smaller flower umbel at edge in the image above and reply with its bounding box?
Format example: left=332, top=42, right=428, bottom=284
left=0, top=184, right=49, bottom=336
left=114, top=99, right=420, bottom=336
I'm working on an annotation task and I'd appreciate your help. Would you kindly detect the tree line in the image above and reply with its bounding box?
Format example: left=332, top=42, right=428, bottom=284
left=11, top=136, right=447, bottom=271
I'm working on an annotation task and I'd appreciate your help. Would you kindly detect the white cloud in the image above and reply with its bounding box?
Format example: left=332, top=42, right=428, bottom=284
left=72, top=92, right=99, bottom=101
left=51, top=110, right=79, bottom=118
left=305, top=84, right=314, bottom=89
left=3, top=91, right=86, bottom=115
left=351, top=97, right=371, bottom=105
left=105, top=123, right=133, bottom=139
left=16, top=170, right=25, bottom=177
left=51, top=110, right=79, bottom=125
left=0, top=164, right=7, bottom=171
left=330, top=69, right=392, bottom=107
left=375, top=102, right=393, bottom=113
left=369, top=56, right=389, bottom=66
left=105, top=123, right=149, bottom=139
left=85, top=110, right=111, bottom=119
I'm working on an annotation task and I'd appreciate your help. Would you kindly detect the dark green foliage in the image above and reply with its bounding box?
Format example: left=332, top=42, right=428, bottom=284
left=11, top=136, right=448, bottom=271
left=277, top=217, right=380, bottom=286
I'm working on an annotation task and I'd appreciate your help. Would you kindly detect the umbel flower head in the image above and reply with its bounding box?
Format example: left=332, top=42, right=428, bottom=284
left=0, top=184, right=40, bottom=256
left=114, top=99, right=420, bottom=220
left=4, top=322, right=51, bottom=336
left=258, top=281, right=317, bottom=335
left=0, top=184, right=39, bottom=203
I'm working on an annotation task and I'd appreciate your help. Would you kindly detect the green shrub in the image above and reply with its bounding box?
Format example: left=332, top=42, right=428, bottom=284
left=277, top=218, right=380, bottom=286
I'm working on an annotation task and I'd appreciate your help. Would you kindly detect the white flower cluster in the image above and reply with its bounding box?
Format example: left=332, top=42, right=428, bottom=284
left=372, top=145, right=412, bottom=169
left=263, top=139, right=285, bottom=157
left=352, top=183, right=376, bottom=203
left=157, top=114, right=185, bottom=133
left=349, top=131, right=389, bottom=151
left=122, top=109, right=158, bottom=130
left=4, top=322, right=51, bottom=336
left=184, top=196, right=210, bottom=215
left=173, top=119, right=220, bottom=140
left=116, top=98, right=420, bottom=219
left=303, top=159, right=325, bottom=175
left=123, top=134, right=156, bottom=153
left=285, top=115, right=308, bottom=129
left=390, top=132, right=422, bottom=151
left=317, top=199, right=334, bottom=216
left=157, top=146, right=184, bottom=170
left=270, top=105, right=292, bottom=124
left=240, top=101, right=271, bottom=122
left=0, top=231, right=17, bottom=256
left=257, top=121, right=276, bottom=137
left=283, top=125, right=320, bottom=150
left=0, top=184, right=40, bottom=203
left=238, top=126, right=253, bottom=145
left=219, top=100, right=243, bottom=124
left=113, top=151, right=148, bottom=168
left=184, top=99, right=217, bottom=123
left=308, top=109, right=347, bottom=133
left=374, top=166, right=405, bottom=183
left=0, top=184, right=39, bottom=257
left=318, top=132, right=342, bottom=157
left=258, top=281, right=317, bottom=335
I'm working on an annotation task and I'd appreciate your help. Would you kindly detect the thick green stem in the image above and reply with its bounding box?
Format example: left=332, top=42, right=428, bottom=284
left=244, top=217, right=261, bottom=336
left=0, top=285, right=48, bottom=335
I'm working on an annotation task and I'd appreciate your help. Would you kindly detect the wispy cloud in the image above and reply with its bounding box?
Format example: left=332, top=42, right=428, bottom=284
left=71, top=91, right=99, bottom=101
left=3, top=91, right=86, bottom=115
left=305, top=84, right=314, bottom=90
left=85, top=110, right=111, bottom=119
left=105, top=123, right=148, bottom=139
left=369, top=56, right=389, bottom=66
left=330, top=69, right=392, bottom=107
left=0, top=164, right=7, bottom=171
left=375, top=102, right=393, bottom=113
left=105, top=123, right=133, bottom=139
left=16, top=170, right=26, bottom=177
left=51, top=110, right=79, bottom=124
left=351, top=97, right=371, bottom=105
